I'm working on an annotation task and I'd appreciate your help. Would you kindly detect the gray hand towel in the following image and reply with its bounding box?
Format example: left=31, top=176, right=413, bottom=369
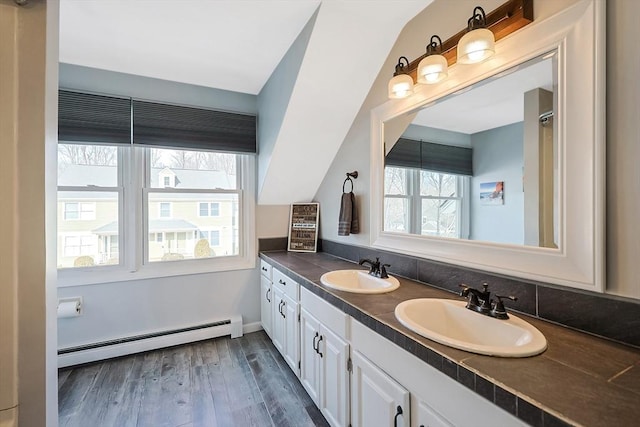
left=338, top=192, right=359, bottom=236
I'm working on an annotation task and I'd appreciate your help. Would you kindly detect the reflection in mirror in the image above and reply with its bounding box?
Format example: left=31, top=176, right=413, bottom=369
left=383, top=52, right=557, bottom=248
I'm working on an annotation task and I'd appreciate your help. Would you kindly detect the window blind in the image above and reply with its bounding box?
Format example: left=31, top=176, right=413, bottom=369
left=386, top=138, right=473, bottom=176
left=58, top=90, right=132, bottom=145
left=132, top=100, right=257, bottom=154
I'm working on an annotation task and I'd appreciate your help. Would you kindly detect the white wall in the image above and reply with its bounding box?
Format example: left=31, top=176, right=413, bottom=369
left=57, top=269, right=259, bottom=349
left=470, top=123, right=524, bottom=244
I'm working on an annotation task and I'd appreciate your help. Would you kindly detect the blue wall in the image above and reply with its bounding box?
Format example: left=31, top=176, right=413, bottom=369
left=470, top=122, right=524, bottom=244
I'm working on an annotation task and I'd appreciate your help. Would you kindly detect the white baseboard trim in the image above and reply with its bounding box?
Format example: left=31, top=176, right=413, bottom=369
left=58, top=315, right=244, bottom=368
left=243, top=321, right=263, bottom=334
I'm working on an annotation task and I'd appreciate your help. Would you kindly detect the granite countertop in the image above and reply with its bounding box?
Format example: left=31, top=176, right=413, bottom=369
left=260, top=251, right=640, bottom=427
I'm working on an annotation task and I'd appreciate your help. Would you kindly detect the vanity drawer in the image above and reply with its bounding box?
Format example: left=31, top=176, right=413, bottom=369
left=301, top=287, right=348, bottom=339
left=260, top=259, right=272, bottom=280
left=273, top=268, right=299, bottom=300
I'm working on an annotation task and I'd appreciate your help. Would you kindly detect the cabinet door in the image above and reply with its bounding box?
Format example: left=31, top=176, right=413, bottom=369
left=351, top=350, right=410, bottom=427
left=319, top=325, right=349, bottom=427
left=300, top=308, right=321, bottom=405
left=271, top=286, right=285, bottom=354
left=260, top=275, right=272, bottom=338
left=282, top=294, right=300, bottom=375
left=415, top=400, right=452, bottom=427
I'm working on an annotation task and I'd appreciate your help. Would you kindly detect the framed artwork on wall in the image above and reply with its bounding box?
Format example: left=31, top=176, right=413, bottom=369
left=480, top=181, right=504, bottom=205
left=288, top=203, right=319, bottom=252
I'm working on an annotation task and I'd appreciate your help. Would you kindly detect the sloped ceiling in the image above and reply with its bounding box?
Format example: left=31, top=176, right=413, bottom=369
left=258, top=0, right=432, bottom=204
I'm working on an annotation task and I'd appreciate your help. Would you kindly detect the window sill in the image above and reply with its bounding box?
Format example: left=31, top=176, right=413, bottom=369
left=57, top=255, right=256, bottom=287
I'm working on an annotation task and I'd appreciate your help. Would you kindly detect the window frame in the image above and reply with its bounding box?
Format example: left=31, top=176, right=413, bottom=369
left=383, top=166, right=470, bottom=238
left=57, top=145, right=256, bottom=287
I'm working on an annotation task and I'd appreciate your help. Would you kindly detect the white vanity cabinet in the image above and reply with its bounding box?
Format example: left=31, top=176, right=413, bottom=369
left=351, top=349, right=410, bottom=427
left=300, top=288, right=350, bottom=427
left=260, top=259, right=526, bottom=427
left=259, top=260, right=272, bottom=338
left=350, top=319, right=527, bottom=427
left=271, top=268, right=300, bottom=376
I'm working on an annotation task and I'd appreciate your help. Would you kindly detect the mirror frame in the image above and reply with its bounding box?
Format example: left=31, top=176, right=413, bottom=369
left=370, top=0, right=605, bottom=292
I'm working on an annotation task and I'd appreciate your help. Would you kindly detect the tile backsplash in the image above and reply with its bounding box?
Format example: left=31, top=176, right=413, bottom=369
left=259, top=237, right=640, bottom=348
left=318, top=239, right=640, bottom=348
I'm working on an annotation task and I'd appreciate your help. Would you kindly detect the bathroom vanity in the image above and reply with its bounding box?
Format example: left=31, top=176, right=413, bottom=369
left=259, top=250, right=640, bottom=427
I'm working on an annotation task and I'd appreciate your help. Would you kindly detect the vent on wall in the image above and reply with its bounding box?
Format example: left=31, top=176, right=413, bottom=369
left=58, top=315, right=242, bottom=368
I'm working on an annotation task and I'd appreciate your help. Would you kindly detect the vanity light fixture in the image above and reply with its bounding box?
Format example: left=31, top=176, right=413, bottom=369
left=417, top=35, right=448, bottom=84
left=457, top=6, right=496, bottom=64
left=386, top=0, right=533, bottom=101
left=388, top=56, right=414, bottom=99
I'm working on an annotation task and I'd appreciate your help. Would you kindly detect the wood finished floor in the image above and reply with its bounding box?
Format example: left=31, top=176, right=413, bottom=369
left=58, top=331, right=330, bottom=427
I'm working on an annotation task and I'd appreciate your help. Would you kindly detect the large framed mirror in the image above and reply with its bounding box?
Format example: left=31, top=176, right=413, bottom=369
left=370, top=0, right=605, bottom=292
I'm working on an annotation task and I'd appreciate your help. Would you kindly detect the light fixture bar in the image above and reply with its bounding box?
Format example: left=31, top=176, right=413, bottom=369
left=404, top=0, right=533, bottom=82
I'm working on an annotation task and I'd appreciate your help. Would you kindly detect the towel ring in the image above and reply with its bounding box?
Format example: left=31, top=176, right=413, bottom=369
left=343, top=177, right=354, bottom=193
left=342, top=171, right=358, bottom=193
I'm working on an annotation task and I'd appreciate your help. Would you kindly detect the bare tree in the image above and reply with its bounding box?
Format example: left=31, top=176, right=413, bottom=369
left=58, top=144, right=117, bottom=166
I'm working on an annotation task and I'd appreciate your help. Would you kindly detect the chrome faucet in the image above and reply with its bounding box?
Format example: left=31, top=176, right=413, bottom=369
left=459, top=282, right=517, bottom=319
left=358, top=257, right=390, bottom=279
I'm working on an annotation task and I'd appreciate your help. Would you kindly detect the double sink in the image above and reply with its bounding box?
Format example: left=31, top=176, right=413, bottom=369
left=320, top=269, right=547, bottom=358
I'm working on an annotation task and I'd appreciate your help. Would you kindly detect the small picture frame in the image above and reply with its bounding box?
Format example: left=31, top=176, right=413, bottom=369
left=288, top=203, right=319, bottom=252
left=480, top=181, right=504, bottom=205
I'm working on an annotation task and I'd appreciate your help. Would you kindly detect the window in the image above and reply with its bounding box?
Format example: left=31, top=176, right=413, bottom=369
left=147, top=148, right=239, bottom=262
left=384, top=166, right=468, bottom=238
left=57, top=92, right=257, bottom=285
left=198, top=202, right=220, bottom=217
left=64, top=202, right=96, bottom=220
left=199, top=230, right=220, bottom=247
left=63, top=235, right=96, bottom=256
left=159, top=202, right=172, bottom=218
left=57, top=144, right=120, bottom=268
left=58, top=144, right=254, bottom=282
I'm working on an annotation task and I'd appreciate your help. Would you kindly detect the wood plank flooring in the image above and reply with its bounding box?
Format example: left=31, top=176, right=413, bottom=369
left=58, top=331, right=330, bottom=427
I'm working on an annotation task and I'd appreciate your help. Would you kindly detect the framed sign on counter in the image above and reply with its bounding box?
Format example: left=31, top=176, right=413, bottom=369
left=288, top=203, right=319, bottom=252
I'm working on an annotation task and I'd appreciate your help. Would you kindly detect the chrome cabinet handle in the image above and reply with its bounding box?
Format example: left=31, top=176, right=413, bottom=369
left=279, top=279, right=286, bottom=285
left=265, top=288, right=271, bottom=303
left=312, top=332, right=319, bottom=352
left=281, top=301, right=286, bottom=318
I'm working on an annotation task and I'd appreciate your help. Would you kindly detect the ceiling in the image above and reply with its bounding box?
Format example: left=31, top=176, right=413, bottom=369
left=412, top=56, right=555, bottom=134
left=59, top=0, right=321, bottom=95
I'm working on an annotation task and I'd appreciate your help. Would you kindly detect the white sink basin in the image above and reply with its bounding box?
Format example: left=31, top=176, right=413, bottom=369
left=320, top=270, right=400, bottom=294
left=394, top=299, right=547, bottom=357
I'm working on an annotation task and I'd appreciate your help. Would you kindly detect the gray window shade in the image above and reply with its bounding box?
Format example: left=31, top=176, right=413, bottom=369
left=132, top=100, right=257, bottom=154
left=58, top=90, right=132, bottom=145
left=385, top=138, right=421, bottom=169
left=386, top=138, right=473, bottom=176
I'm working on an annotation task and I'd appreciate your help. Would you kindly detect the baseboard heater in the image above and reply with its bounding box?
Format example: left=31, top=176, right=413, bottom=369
left=58, top=315, right=242, bottom=368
